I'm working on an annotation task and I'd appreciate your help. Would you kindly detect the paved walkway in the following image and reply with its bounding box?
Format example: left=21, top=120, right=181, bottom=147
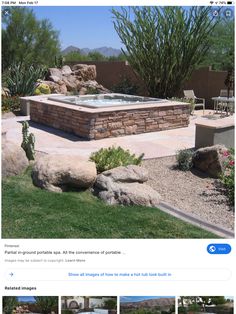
left=2, top=110, right=234, bottom=160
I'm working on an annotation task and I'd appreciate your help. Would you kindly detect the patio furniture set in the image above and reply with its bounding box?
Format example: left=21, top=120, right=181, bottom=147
left=184, top=89, right=234, bottom=115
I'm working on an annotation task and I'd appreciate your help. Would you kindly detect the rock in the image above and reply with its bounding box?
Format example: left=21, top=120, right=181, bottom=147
left=47, top=68, right=63, bottom=80
left=193, top=144, right=228, bottom=178
left=42, top=81, right=67, bottom=94
left=79, top=87, right=87, bottom=95
left=44, top=64, right=109, bottom=95
left=1, top=87, right=10, bottom=97
left=80, top=80, right=110, bottom=93
left=94, top=165, right=161, bottom=207
left=62, top=75, right=78, bottom=91
left=61, top=65, right=72, bottom=76
left=49, top=75, right=61, bottom=83
left=59, top=84, right=68, bottom=94
left=32, top=154, right=97, bottom=192
left=101, top=165, right=149, bottom=183
left=2, top=140, right=29, bottom=177
left=72, top=64, right=97, bottom=81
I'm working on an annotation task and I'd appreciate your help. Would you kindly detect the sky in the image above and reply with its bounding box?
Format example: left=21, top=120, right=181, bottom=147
left=17, top=296, right=36, bottom=303
left=120, top=296, right=175, bottom=303
left=3, top=6, right=234, bottom=51
left=31, top=6, right=123, bottom=50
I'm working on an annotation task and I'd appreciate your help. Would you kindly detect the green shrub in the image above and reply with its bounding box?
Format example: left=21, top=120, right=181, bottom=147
left=188, top=303, right=201, bottom=312
left=61, top=310, right=73, bottom=314
left=6, top=62, right=46, bottom=96
left=103, top=299, right=117, bottom=309
left=34, top=83, right=51, bottom=95
left=2, top=96, right=20, bottom=112
left=178, top=307, right=187, bottom=314
left=221, top=148, right=234, bottom=205
left=90, top=146, right=144, bottom=173
left=176, top=149, right=194, bottom=171
left=170, top=97, right=195, bottom=115
left=85, top=87, right=99, bottom=94
left=54, top=55, right=64, bottom=68
left=112, top=76, right=139, bottom=95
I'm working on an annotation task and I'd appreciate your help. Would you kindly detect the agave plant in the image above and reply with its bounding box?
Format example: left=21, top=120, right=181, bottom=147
left=5, top=62, right=46, bottom=96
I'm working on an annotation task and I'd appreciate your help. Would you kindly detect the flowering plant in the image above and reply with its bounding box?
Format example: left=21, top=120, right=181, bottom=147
left=221, top=148, right=234, bottom=206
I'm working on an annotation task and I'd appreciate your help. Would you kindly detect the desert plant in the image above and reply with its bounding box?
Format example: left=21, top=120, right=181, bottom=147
left=112, top=7, right=219, bottom=98
left=21, top=121, right=35, bottom=160
left=3, top=296, right=17, bottom=314
left=1, top=95, right=20, bottom=112
left=176, top=149, right=194, bottom=171
left=54, top=55, right=64, bottom=68
left=112, top=76, right=139, bottom=95
left=34, top=82, right=51, bottom=95
left=90, top=146, right=144, bottom=173
left=6, top=62, right=46, bottom=96
left=35, top=296, right=58, bottom=314
left=61, top=310, right=74, bottom=314
left=188, top=303, right=201, bottom=312
left=178, top=307, right=187, bottom=314
left=221, top=148, right=234, bottom=205
left=170, top=97, right=195, bottom=115
left=103, top=299, right=117, bottom=309
left=85, top=87, right=99, bottom=94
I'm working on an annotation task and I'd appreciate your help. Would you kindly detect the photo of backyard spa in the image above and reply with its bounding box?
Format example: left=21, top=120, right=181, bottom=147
left=1, top=6, right=235, bottom=238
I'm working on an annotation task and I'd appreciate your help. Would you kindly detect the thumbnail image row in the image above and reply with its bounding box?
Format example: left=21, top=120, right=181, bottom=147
left=2, top=296, right=234, bottom=314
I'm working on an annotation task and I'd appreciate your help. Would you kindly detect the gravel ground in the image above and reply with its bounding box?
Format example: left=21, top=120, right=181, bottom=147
left=143, top=156, right=235, bottom=231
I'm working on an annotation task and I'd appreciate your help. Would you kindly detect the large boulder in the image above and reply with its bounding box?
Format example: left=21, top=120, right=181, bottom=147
left=61, top=65, right=72, bottom=76
left=193, top=144, right=228, bottom=178
left=42, top=81, right=67, bottom=94
left=44, top=64, right=109, bottom=95
left=2, top=140, right=29, bottom=177
left=47, top=68, right=63, bottom=81
left=32, top=154, right=97, bottom=192
left=72, top=64, right=97, bottom=81
left=98, top=165, right=149, bottom=184
left=80, top=80, right=110, bottom=93
left=94, top=165, right=161, bottom=207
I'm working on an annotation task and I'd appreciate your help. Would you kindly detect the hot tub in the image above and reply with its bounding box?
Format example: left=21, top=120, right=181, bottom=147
left=25, top=93, right=190, bottom=140
left=48, top=93, right=167, bottom=108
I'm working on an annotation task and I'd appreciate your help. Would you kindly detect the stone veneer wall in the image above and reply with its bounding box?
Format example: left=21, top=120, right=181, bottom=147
left=30, top=100, right=190, bottom=140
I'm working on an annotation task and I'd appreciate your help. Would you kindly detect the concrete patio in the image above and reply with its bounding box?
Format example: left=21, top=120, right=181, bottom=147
left=2, top=110, right=234, bottom=160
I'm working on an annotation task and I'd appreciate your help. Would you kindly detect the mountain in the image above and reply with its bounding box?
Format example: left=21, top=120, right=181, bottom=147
left=120, top=298, right=175, bottom=309
left=61, top=45, right=81, bottom=55
left=61, top=46, right=121, bottom=57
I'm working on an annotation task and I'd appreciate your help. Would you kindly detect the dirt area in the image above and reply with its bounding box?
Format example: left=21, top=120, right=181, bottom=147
left=143, top=156, right=234, bottom=231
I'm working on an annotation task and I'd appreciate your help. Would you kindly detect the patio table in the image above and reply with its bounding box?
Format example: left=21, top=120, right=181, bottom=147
left=212, top=96, right=235, bottom=115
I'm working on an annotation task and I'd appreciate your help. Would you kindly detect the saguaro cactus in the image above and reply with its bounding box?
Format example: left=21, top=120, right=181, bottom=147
left=21, top=121, right=35, bottom=160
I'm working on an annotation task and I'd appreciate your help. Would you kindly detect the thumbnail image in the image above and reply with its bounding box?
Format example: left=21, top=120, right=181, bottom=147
left=2, top=296, right=58, bottom=314
left=178, top=296, right=234, bottom=314
left=2, top=6, right=235, bottom=239
left=120, top=296, right=175, bottom=314
left=61, top=296, right=117, bottom=314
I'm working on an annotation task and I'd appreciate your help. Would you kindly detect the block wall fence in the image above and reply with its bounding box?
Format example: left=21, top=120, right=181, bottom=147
left=68, top=61, right=229, bottom=108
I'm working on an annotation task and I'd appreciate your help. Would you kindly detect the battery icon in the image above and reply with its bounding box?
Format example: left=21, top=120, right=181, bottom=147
left=227, top=1, right=233, bottom=4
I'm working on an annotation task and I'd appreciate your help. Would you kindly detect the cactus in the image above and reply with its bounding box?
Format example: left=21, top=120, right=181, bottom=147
left=112, top=7, right=219, bottom=98
left=21, top=121, right=35, bottom=160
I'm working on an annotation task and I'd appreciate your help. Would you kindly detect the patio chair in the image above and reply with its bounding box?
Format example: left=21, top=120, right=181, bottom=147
left=183, top=90, right=205, bottom=115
